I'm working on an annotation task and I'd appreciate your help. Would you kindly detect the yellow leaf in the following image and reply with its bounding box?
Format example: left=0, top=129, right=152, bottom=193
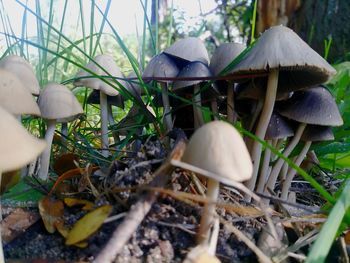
left=65, top=205, right=112, bottom=245
left=64, top=198, right=94, bottom=211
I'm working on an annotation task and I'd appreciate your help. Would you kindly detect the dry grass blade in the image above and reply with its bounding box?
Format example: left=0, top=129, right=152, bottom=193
left=93, top=140, right=186, bottom=263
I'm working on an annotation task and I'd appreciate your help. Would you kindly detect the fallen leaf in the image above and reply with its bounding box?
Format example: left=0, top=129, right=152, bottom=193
left=53, top=153, right=79, bottom=175
left=65, top=205, right=112, bottom=245
left=64, top=198, right=94, bottom=211
left=38, top=196, right=64, bottom=233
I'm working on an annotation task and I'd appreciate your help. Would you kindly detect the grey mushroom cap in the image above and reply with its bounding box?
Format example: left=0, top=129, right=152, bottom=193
left=236, top=79, right=293, bottom=101
left=265, top=111, right=294, bottom=140
left=301, top=125, right=334, bottom=142
left=142, top=53, right=179, bottom=83
left=164, top=37, right=210, bottom=65
left=209, top=43, right=246, bottom=76
left=231, top=25, right=336, bottom=92
left=277, top=86, right=343, bottom=126
left=173, top=61, right=214, bottom=91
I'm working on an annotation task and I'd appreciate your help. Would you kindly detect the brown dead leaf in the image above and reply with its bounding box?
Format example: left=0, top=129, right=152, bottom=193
left=53, top=153, right=79, bottom=176
left=1, top=208, right=40, bottom=244
left=38, top=196, right=64, bottom=233
left=65, top=205, right=112, bottom=245
left=64, top=197, right=94, bottom=211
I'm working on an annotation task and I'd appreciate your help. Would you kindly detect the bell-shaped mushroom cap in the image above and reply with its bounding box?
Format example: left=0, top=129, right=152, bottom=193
left=38, top=83, right=83, bottom=123
left=209, top=42, right=246, bottom=76
left=301, top=125, right=334, bottom=142
left=265, top=112, right=294, bottom=140
left=182, top=121, right=252, bottom=184
left=0, top=106, right=46, bottom=172
left=236, top=79, right=293, bottom=101
left=0, top=69, right=41, bottom=116
left=231, top=26, right=336, bottom=92
left=142, top=53, right=179, bottom=83
left=87, top=89, right=125, bottom=109
left=277, top=86, right=343, bottom=126
left=0, top=55, right=40, bottom=96
left=164, top=37, right=210, bottom=65
left=74, top=54, right=130, bottom=96
left=173, top=61, right=213, bottom=91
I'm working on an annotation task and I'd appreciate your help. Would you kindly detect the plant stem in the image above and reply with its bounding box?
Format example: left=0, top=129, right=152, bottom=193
left=245, top=69, right=279, bottom=200
left=281, top=141, right=312, bottom=200
left=256, top=140, right=272, bottom=193
left=100, top=91, right=109, bottom=158
left=107, top=103, right=120, bottom=144
left=38, top=119, right=56, bottom=180
left=161, top=82, right=172, bottom=132
left=197, top=178, right=220, bottom=244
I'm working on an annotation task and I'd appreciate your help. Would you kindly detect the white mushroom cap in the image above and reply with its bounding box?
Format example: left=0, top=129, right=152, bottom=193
left=0, top=55, right=40, bottom=96
left=164, top=37, right=210, bottom=65
left=38, top=83, right=83, bottom=123
left=0, top=106, right=46, bottom=172
left=0, top=69, right=41, bottom=116
left=182, top=121, right=252, bottom=184
left=74, top=54, right=130, bottom=96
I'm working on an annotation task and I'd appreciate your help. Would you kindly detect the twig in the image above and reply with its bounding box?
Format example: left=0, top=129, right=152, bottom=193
left=93, top=141, right=186, bottom=263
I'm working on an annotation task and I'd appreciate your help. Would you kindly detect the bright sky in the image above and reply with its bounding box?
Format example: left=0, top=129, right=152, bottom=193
left=0, top=0, right=217, bottom=39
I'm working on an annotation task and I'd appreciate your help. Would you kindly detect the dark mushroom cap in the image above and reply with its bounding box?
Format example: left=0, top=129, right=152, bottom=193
left=209, top=43, right=246, bottom=76
left=231, top=26, right=336, bottom=92
left=277, top=86, right=343, bottom=126
left=236, top=79, right=293, bottom=101
left=265, top=111, right=294, bottom=140
left=142, top=53, right=179, bottom=83
left=173, top=61, right=213, bottom=91
left=87, top=89, right=125, bottom=108
left=164, top=37, right=209, bottom=65
left=301, top=125, right=334, bottom=142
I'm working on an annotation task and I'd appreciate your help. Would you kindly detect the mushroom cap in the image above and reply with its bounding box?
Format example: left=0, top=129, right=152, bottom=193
left=74, top=54, right=130, bottom=96
left=0, top=69, right=41, bottom=116
left=277, top=86, right=343, bottom=126
left=142, top=53, right=179, bottom=83
left=231, top=26, right=336, bottom=92
left=87, top=89, right=125, bottom=109
left=173, top=61, right=214, bottom=91
left=0, top=55, right=40, bottom=96
left=182, top=121, right=252, bottom=184
left=265, top=111, right=294, bottom=140
left=0, top=106, right=46, bottom=172
left=209, top=42, right=246, bottom=76
left=38, top=83, right=83, bottom=123
left=301, top=125, right=334, bottom=142
left=126, top=72, right=143, bottom=96
left=164, top=37, right=210, bottom=65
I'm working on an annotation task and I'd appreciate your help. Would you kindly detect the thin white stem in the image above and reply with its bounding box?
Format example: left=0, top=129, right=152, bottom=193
left=197, top=178, right=220, bottom=244
left=193, top=84, right=204, bottom=129
left=280, top=160, right=290, bottom=181
left=161, top=82, right=173, bottom=132
left=256, top=140, right=272, bottom=193
left=100, top=91, right=109, bottom=158
left=38, top=120, right=56, bottom=180
left=281, top=141, right=312, bottom=200
left=265, top=123, right=307, bottom=195
left=245, top=69, right=279, bottom=200
left=227, top=81, right=235, bottom=123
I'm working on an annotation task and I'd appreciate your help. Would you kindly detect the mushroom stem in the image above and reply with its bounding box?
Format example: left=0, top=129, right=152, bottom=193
left=245, top=69, right=279, bottom=198
left=193, top=84, right=204, bottom=129
left=210, top=99, right=218, bottom=120
left=38, top=119, right=56, bottom=180
left=227, top=81, right=235, bottom=122
left=197, top=178, right=220, bottom=244
left=161, top=82, right=173, bottom=132
left=107, top=103, right=120, bottom=144
left=248, top=99, right=263, bottom=132
left=279, top=159, right=290, bottom=181
left=256, top=140, right=272, bottom=193
left=100, top=91, right=109, bottom=158
left=265, top=122, right=307, bottom=195
left=281, top=141, right=311, bottom=200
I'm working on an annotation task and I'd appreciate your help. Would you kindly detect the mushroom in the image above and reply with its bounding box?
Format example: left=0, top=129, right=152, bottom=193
left=38, top=83, right=83, bottom=180
left=280, top=125, right=334, bottom=200
left=182, top=121, right=252, bottom=244
left=0, top=105, right=46, bottom=263
left=266, top=86, right=343, bottom=195
left=230, top=25, right=336, bottom=195
left=74, top=54, right=130, bottom=157
left=0, top=55, right=40, bottom=96
left=143, top=52, right=179, bottom=132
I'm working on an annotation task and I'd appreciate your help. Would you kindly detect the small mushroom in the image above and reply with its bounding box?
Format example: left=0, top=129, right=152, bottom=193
left=182, top=121, right=252, bottom=244
left=38, top=83, right=83, bottom=180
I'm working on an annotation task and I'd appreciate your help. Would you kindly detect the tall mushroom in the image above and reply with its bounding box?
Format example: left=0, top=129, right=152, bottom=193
left=74, top=54, right=130, bottom=157
left=38, top=83, right=83, bottom=180
left=230, top=25, right=336, bottom=196
left=0, top=105, right=46, bottom=263
left=181, top=121, right=252, bottom=244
